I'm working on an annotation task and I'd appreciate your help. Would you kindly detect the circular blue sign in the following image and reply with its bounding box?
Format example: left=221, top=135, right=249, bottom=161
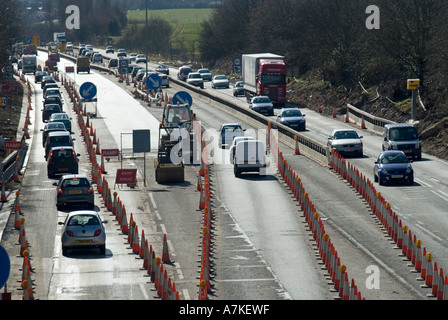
left=172, top=91, right=193, bottom=107
left=146, top=73, right=162, bottom=90
left=0, top=245, right=10, bottom=289
left=80, top=82, right=97, bottom=100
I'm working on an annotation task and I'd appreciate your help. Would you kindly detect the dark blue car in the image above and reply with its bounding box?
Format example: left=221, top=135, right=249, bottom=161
left=374, top=151, right=414, bottom=185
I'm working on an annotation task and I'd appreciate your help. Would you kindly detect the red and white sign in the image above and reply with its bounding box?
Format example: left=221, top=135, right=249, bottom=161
left=115, top=169, right=137, bottom=184
left=102, top=149, right=119, bottom=157
left=65, top=66, right=75, bottom=73
left=5, top=141, right=22, bottom=150
left=0, top=81, right=19, bottom=94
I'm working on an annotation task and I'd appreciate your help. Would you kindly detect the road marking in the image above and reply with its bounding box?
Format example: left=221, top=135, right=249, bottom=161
left=431, top=190, right=448, bottom=202
left=182, top=289, right=190, bottom=300
left=415, top=178, right=432, bottom=188
left=148, top=192, right=157, bottom=209
left=414, top=223, right=444, bottom=241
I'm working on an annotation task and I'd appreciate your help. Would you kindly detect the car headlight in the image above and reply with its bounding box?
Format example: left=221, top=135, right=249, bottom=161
left=380, top=168, right=388, bottom=174
left=406, top=167, right=413, bottom=174
left=415, top=143, right=420, bottom=148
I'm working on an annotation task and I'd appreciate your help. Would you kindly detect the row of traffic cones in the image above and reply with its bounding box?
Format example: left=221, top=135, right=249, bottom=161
left=329, top=148, right=448, bottom=299
left=197, top=131, right=214, bottom=300
left=268, top=125, right=365, bottom=299
left=64, top=77, right=181, bottom=300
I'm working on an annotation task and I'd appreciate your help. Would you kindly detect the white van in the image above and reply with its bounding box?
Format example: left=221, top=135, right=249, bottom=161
left=233, top=140, right=267, bottom=176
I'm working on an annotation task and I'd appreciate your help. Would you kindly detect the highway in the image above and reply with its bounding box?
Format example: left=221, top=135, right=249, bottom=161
left=1, top=47, right=447, bottom=301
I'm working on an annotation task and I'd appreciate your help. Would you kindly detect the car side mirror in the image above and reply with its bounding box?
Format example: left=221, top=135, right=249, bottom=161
left=58, top=221, right=65, bottom=225
left=52, top=182, right=58, bottom=186
left=359, top=136, right=363, bottom=139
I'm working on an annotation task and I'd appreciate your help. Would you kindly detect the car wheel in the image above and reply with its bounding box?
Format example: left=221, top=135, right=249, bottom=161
left=234, top=166, right=241, bottom=177
left=379, top=177, right=385, bottom=186
left=62, top=246, right=68, bottom=256
left=374, top=174, right=378, bottom=183
left=99, top=245, right=106, bottom=255
left=408, top=177, right=414, bottom=185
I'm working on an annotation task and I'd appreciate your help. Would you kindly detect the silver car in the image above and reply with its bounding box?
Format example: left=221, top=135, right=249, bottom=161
left=211, top=75, right=229, bottom=89
left=249, top=96, right=274, bottom=116
left=59, top=210, right=107, bottom=255
left=327, top=129, right=363, bottom=157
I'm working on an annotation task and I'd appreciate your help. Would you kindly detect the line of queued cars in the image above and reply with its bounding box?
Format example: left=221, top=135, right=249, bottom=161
left=37, top=74, right=95, bottom=210
left=36, top=73, right=104, bottom=255
left=326, top=123, right=421, bottom=186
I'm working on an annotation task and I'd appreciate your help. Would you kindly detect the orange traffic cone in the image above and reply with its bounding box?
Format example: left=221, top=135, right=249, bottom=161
left=361, top=115, right=367, bottom=129
left=162, top=233, right=171, bottom=263
left=294, top=135, right=300, bottom=155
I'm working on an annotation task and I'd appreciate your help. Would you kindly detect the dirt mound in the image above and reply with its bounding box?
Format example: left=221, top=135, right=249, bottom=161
left=287, top=77, right=448, bottom=161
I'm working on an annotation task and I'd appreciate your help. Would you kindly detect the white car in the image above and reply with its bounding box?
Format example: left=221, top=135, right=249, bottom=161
left=218, top=123, right=245, bottom=149
left=197, top=68, right=212, bottom=81
left=186, top=72, right=204, bottom=88
left=135, top=54, right=147, bottom=63
left=327, top=128, right=363, bottom=157
left=211, top=75, right=229, bottom=89
left=249, top=96, right=274, bottom=116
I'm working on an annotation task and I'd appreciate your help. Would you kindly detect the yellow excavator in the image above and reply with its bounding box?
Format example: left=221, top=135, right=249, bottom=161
left=155, top=103, right=195, bottom=183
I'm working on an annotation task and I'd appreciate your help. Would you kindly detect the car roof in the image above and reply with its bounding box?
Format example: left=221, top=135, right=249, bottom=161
left=48, top=130, right=70, bottom=137
left=50, top=146, right=75, bottom=151
left=61, top=174, right=89, bottom=180
left=384, top=123, right=416, bottom=129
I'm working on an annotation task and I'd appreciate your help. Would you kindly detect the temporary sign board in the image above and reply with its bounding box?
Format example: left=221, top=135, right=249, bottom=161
left=4, top=141, right=22, bottom=150
left=115, top=169, right=137, bottom=184
left=101, top=149, right=119, bottom=157
left=132, top=129, right=151, bottom=153
left=0, top=81, right=19, bottom=94
left=407, top=79, right=420, bottom=90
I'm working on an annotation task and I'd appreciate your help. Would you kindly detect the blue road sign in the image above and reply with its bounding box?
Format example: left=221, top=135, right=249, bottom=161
left=80, top=82, right=97, bottom=100
left=0, top=245, right=10, bottom=289
left=172, top=91, right=193, bottom=106
left=146, top=73, right=161, bottom=90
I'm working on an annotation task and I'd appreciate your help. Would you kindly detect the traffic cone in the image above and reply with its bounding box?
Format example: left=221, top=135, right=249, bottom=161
left=14, top=157, right=21, bottom=182
left=121, top=206, right=129, bottom=234
left=437, top=268, right=444, bottom=300
left=197, top=175, right=202, bottom=191
left=162, top=233, right=171, bottom=263
left=139, top=229, right=146, bottom=258
left=345, top=108, right=350, bottom=123
left=199, top=188, right=206, bottom=210
left=430, top=262, right=439, bottom=297
left=100, top=154, right=106, bottom=174
left=133, top=224, right=140, bottom=254
left=423, top=253, right=433, bottom=287
left=294, top=135, right=300, bottom=155
left=21, top=280, right=33, bottom=300
left=0, top=179, right=6, bottom=202
left=143, top=240, right=150, bottom=269
left=361, top=115, right=367, bottom=129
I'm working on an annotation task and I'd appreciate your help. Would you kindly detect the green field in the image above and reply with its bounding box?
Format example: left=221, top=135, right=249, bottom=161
left=127, top=8, right=214, bottom=53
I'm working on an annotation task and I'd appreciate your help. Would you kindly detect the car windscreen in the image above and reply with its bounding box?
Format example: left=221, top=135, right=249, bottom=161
left=50, top=136, right=70, bottom=143
left=381, top=153, right=409, bottom=164
left=68, top=214, right=99, bottom=226
left=389, top=127, right=418, bottom=140
left=334, top=131, right=359, bottom=139
left=282, top=110, right=302, bottom=117
left=62, top=178, right=89, bottom=188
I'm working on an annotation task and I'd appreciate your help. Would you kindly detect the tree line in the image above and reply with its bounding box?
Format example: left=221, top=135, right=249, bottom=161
left=199, top=0, right=448, bottom=115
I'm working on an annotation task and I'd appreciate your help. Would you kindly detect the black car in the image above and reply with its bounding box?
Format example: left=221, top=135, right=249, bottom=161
left=47, top=146, right=79, bottom=178
left=35, top=71, right=49, bottom=83
left=41, top=76, right=56, bottom=89
left=108, top=58, right=118, bottom=68
left=42, top=104, right=62, bottom=122
left=43, top=96, right=63, bottom=111
left=55, top=174, right=94, bottom=210
left=155, top=65, right=169, bottom=75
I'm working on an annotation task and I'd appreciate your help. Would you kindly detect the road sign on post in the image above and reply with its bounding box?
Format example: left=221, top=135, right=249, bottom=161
left=80, top=82, right=97, bottom=100
left=0, top=245, right=11, bottom=291
left=172, top=91, right=193, bottom=106
left=145, top=73, right=161, bottom=90
left=407, top=79, right=420, bottom=122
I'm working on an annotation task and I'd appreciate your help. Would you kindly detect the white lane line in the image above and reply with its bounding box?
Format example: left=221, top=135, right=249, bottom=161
left=414, top=223, right=444, bottom=241
left=415, top=178, right=432, bottom=188
left=148, top=192, right=157, bottom=209
left=431, top=190, right=448, bottom=202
